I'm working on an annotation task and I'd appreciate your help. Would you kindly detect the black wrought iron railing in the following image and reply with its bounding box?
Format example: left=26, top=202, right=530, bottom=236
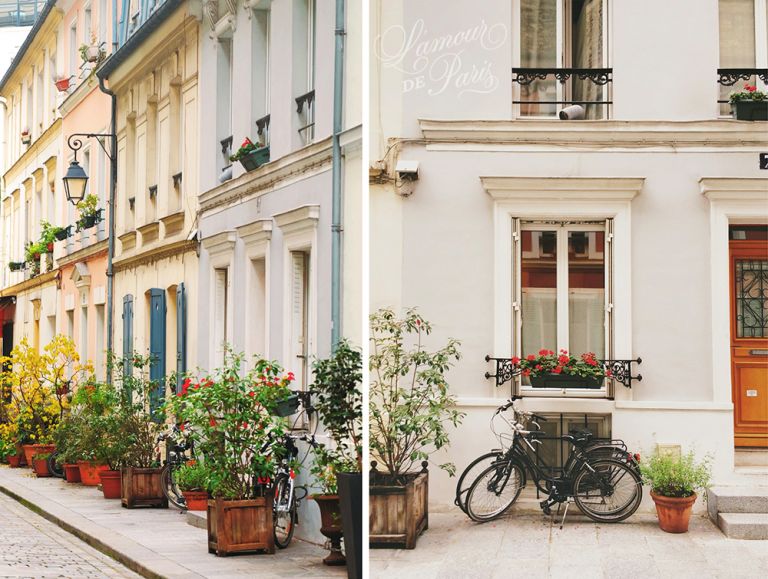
left=717, top=68, right=768, bottom=105
left=485, top=355, right=642, bottom=393
left=512, top=67, right=613, bottom=107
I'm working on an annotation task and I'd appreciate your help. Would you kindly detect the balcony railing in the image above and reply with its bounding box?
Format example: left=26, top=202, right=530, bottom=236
left=512, top=67, right=612, bottom=118
left=0, top=0, right=44, bottom=28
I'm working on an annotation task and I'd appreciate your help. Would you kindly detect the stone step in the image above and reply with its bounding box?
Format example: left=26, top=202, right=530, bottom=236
left=735, top=448, right=768, bottom=468
left=707, top=486, right=768, bottom=515
left=717, top=512, right=768, bottom=540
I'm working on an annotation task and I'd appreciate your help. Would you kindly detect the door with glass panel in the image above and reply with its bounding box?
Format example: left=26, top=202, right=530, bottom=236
left=729, top=226, right=768, bottom=447
left=515, top=221, right=610, bottom=396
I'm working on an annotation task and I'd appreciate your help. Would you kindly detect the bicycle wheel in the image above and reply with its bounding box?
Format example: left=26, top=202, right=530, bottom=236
left=455, top=451, right=503, bottom=513
left=465, top=461, right=524, bottom=523
left=572, top=459, right=642, bottom=523
left=273, top=474, right=296, bottom=549
left=161, top=463, right=187, bottom=510
left=47, top=451, right=64, bottom=479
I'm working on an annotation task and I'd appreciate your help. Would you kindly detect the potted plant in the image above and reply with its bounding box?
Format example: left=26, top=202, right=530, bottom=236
left=25, top=241, right=46, bottom=264
left=41, top=220, right=67, bottom=249
left=79, top=36, right=104, bottom=64
left=639, top=449, right=712, bottom=533
left=8, top=261, right=26, bottom=271
left=75, top=194, right=103, bottom=232
left=53, top=413, right=85, bottom=483
left=310, top=449, right=346, bottom=566
left=32, top=451, right=53, bottom=477
left=369, top=308, right=464, bottom=549
left=730, top=84, right=768, bottom=121
left=175, top=461, right=211, bottom=511
left=54, top=76, right=73, bottom=92
left=21, top=130, right=31, bottom=145
left=165, top=349, right=295, bottom=556
left=510, top=350, right=610, bottom=389
left=229, top=137, right=270, bottom=172
left=310, top=339, right=363, bottom=576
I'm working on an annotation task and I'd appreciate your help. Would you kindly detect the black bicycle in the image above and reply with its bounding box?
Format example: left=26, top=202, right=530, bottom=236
left=158, top=423, right=196, bottom=510
left=47, top=450, right=65, bottom=479
left=460, top=398, right=642, bottom=526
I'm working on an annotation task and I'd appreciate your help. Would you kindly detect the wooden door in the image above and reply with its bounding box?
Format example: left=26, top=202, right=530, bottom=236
left=730, top=238, right=768, bottom=447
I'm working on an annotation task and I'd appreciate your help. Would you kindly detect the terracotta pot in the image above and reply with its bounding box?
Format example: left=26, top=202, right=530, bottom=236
left=22, top=444, right=54, bottom=466
left=64, top=463, right=82, bottom=483
left=312, top=494, right=345, bottom=566
left=7, top=454, right=22, bottom=468
left=32, top=456, right=51, bottom=477
left=651, top=491, right=698, bottom=533
left=54, top=78, right=70, bottom=91
left=182, top=490, right=209, bottom=511
left=99, top=470, right=122, bottom=499
left=78, top=461, right=108, bottom=486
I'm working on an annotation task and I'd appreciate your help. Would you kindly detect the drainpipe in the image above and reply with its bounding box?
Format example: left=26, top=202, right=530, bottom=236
left=330, top=0, right=345, bottom=350
left=98, top=76, right=117, bottom=384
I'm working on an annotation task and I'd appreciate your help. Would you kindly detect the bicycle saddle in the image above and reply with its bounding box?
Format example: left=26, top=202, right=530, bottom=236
left=568, top=428, right=594, bottom=445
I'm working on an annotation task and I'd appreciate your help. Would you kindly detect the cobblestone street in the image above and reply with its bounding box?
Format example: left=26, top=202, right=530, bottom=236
left=0, top=492, right=139, bottom=578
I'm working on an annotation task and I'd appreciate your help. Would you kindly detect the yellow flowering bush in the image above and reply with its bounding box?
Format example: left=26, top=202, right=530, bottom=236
left=0, top=335, right=93, bottom=445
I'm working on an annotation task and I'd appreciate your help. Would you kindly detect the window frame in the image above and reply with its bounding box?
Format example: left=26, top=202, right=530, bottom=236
left=516, top=220, right=612, bottom=397
left=512, top=0, right=611, bottom=119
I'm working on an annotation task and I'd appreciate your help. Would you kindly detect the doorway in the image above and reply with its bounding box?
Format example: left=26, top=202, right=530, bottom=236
left=729, top=225, right=768, bottom=448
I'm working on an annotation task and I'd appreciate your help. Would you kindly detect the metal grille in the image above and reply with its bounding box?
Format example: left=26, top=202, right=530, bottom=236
left=736, top=260, right=768, bottom=338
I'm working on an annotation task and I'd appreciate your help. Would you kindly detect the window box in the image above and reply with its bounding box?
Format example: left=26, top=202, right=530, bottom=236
left=530, top=374, right=602, bottom=389
left=274, top=393, right=300, bottom=417
left=238, top=146, right=270, bottom=172
left=76, top=209, right=103, bottom=232
left=8, top=261, right=26, bottom=272
left=54, top=225, right=73, bottom=241
left=732, top=100, right=768, bottom=121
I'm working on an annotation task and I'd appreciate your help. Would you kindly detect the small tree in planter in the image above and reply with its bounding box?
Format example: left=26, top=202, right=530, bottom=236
left=369, top=308, right=464, bottom=549
left=640, top=449, right=712, bottom=533
left=165, top=348, right=294, bottom=556
left=309, top=339, right=363, bottom=572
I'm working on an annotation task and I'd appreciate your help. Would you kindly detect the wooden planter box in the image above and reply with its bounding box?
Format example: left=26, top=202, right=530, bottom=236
left=121, top=467, right=168, bottom=508
left=370, top=467, right=428, bottom=549
left=529, top=373, right=602, bottom=389
left=733, top=100, right=768, bottom=121
left=207, top=497, right=275, bottom=556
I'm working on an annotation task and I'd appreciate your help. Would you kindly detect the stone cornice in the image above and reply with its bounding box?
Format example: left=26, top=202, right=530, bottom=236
left=0, top=271, right=57, bottom=297
left=201, top=231, right=237, bottom=258
left=274, top=205, right=320, bottom=235
left=55, top=240, right=108, bottom=268
left=700, top=177, right=768, bottom=201
left=199, top=136, right=333, bottom=215
left=481, top=177, right=645, bottom=200
left=417, top=119, right=768, bottom=149
left=113, top=239, right=196, bottom=272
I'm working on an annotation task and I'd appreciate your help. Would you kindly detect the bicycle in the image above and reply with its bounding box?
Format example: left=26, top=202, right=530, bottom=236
left=454, top=397, right=636, bottom=514
left=462, top=398, right=642, bottom=527
left=47, top=450, right=65, bottom=479
left=157, top=423, right=196, bottom=510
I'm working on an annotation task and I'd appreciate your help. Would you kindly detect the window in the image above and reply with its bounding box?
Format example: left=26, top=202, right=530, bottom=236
left=213, top=268, right=229, bottom=365
left=289, top=251, right=310, bottom=390
left=294, top=0, right=316, bottom=145
left=66, top=309, right=74, bottom=340
left=216, top=39, right=233, bottom=174
left=252, top=8, right=271, bottom=145
left=98, top=0, right=107, bottom=45
left=80, top=295, right=88, bottom=362
left=146, top=97, right=157, bottom=221
left=84, top=4, right=92, bottom=43
left=515, top=0, right=609, bottom=119
left=69, top=20, right=78, bottom=77
left=718, top=0, right=768, bottom=115
left=95, top=304, right=105, bottom=379
left=520, top=224, right=607, bottom=363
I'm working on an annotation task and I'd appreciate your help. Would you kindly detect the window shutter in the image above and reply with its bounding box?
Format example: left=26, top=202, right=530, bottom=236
left=291, top=252, right=308, bottom=389
left=149, top=289, right=166, bottom=421
left=122, top=295, right=133, bottom=396
left=176, top=283, right=186, bottom=394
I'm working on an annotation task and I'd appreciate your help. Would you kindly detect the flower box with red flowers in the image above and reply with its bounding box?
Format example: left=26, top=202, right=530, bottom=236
left=229, top=138, right=270, bottom=172
left=729, top=84, right=768, bottom=121
left=511, top=350, right=609, bottom=389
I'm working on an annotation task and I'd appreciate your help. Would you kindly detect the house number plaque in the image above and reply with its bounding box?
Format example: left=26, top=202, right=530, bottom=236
left=760, top=153, right=768, bottom=170
left=746, top=390, right=758, bottom=397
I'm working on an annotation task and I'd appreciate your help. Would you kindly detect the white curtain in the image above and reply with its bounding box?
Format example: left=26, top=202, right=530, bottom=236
left=521, top=0, right=558, bottom=116
left=573, top=0, right=605, bottom=119
left=719, top=0, right=757, bottom=114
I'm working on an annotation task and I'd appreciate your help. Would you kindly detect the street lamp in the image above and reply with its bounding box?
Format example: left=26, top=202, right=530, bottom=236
left=62, top=160, right=88, bottom=204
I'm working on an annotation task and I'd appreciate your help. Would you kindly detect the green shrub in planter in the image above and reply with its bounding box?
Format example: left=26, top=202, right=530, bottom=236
left=175, top=462, right=211, bottom=492
left=639, top=450, right=712, bottom=498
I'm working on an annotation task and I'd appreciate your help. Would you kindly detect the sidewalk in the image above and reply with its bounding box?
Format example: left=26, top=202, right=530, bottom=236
left=370, top=510, right=768, bottom=579
left=0, top=466, right=346, bottom=579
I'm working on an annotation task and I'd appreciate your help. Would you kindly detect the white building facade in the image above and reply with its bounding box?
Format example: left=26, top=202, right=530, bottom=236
left=371, top=0, right=768, bottom=508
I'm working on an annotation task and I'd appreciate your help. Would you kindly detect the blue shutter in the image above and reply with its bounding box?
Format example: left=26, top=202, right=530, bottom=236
left=149, top=289, right=166, bottom=421
left=122, top=295, right=133, bottom=398
left=176, top=283, right=187, bottom=394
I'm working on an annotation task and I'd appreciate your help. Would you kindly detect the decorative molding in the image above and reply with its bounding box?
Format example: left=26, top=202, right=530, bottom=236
left=0, top=271, right=57, bottom=298
left=417, top=119, right=768, bottom=149
left=56, top=240, right=107, bottom=268
left=274, top=205, right=320, bottom=236
left=70, top=262, right=91, bottom=289
left=3, top=118, right=62, bottom=186
left=137, top=221, right=161, bottom=244
left=482, top=176, right=645, bottom=201
left=118, top=231, right=138, bottom=253
left=201, top=230, right=237, bottom=258
left=237, top=220, right=272, bottom=250
left=199, top=135, right=333, bottom=214
left=700, top=177, right=768, bottom=201
left=93, top=285, right=106, bottom=305
left=160, top=210, right=185, bottom=236
left=113, top=239, right=196, bottom=272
